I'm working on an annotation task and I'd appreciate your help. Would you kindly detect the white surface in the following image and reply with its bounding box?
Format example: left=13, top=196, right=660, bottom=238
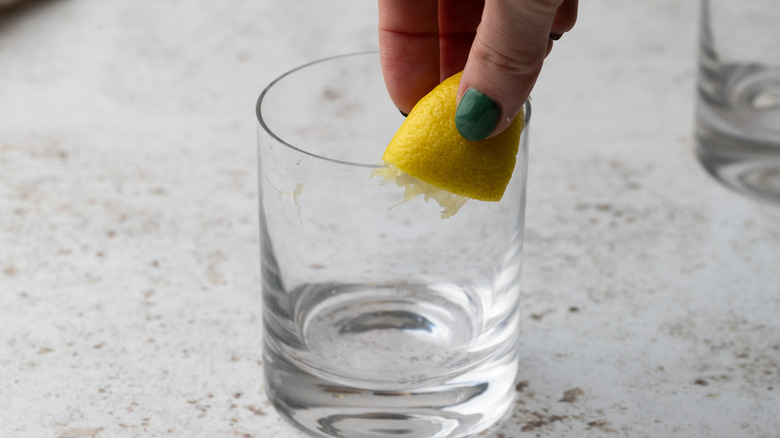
left=1, top=0, right=779, bottom=437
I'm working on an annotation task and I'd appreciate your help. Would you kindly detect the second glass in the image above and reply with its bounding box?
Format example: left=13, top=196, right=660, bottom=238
left=696, top=0, right=780, bottom=202
left=257, top=52, right=530, bottom=438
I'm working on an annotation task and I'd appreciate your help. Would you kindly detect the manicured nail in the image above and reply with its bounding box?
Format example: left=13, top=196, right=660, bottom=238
left=455, top=88, right=501, bottom=141
left=399, top=109, right=408, bottom=117
left=549, top=33, right=563, bottom=41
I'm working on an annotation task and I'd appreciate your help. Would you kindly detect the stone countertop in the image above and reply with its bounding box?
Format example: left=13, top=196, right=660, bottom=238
left=1, top=0, right=779, bottom=437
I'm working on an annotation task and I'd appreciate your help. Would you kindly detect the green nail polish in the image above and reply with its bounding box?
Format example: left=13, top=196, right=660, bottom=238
left=455, top=88, right=501, bottom=141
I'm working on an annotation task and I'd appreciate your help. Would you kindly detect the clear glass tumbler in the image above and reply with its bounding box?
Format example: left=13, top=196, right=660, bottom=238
left=256, top=52, right=530, bottom=438
left=696, top=0, right=780, bottom=202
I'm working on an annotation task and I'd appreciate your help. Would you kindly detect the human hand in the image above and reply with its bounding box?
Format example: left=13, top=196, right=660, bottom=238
left=379, top=0, right=578, bottom=140
left=0, top=0, right=27, bottom=7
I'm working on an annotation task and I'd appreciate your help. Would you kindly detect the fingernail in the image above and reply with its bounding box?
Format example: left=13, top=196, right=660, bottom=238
left=549, top=33, right=563, bottom=41
left=399, top=109, right=408, bottom=117
left=455, top=88, right=501, bottom=141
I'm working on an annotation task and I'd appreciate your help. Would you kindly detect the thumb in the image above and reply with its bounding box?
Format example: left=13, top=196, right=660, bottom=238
left=455, top=0, right=568, bottom=141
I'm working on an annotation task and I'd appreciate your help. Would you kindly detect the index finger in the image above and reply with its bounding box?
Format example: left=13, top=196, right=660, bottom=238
left=378, top=0, right=440, bottom=114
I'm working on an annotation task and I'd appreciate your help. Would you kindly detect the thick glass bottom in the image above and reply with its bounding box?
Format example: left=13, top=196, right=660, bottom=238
left=696, top=63, right=780, bottom=203
left=262, top=282, right=520, bottom=438
left=264, top=345, right=518, bottom=438
left=696, top=130, right=780, bottom=203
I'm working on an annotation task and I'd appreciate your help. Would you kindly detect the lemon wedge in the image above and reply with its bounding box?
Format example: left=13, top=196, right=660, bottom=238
left=380, top=71, right=525, bottom=205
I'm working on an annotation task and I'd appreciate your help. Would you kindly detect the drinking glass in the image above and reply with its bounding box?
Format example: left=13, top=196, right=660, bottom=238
left=256, top=52, right=530, bottom=438
left=696, top=0, right=780, bottom=202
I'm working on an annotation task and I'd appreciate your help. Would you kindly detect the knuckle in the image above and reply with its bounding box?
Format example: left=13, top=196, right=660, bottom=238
left=471, top=36, right=545, bottom=77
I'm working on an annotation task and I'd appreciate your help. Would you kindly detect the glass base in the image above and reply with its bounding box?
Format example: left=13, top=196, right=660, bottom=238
left=696, top=62, right=780, bottom=204
left=264, top=346, right=518, bottom=438
left=262, top=282, right=520, bottom=438
left=696, top=129, right=780, bottom=204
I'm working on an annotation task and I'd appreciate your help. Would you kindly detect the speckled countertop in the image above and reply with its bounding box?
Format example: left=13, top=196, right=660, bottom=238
left=1, top=0, right=779, bottom=437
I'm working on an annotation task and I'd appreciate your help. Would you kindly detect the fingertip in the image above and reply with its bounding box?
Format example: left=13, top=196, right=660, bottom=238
left=455, top=87, right=501, bottom=141
left=551, top=0, right=578, bottom=35
left=456, top=60, right=534, bottom=141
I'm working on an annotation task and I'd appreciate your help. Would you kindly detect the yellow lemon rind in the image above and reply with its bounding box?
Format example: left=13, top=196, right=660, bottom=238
left=381, top=72, right=525, bottom=202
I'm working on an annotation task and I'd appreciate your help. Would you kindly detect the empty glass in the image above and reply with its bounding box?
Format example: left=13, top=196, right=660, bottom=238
left=696, top=0, right=780, bottom=202
left=256, top=52, right=530, bottom=438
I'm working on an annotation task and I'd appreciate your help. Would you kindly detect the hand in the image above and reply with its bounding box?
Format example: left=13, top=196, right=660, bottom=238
left=379, top=0, right=578, bottom=140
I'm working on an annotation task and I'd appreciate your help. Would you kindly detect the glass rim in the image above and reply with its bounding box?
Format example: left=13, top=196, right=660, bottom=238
left=256, top=52, right=382, bottom=168
left=256, top=51, right=531, bottom=168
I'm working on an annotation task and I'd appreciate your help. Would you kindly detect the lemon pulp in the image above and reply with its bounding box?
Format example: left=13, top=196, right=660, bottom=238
left=375, top=71, right=525, bottom=218
left=372, top=163, right=468, bottom=219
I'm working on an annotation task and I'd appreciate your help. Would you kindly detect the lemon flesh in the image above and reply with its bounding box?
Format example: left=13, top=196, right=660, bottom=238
left=382, top=71, right=525, bottom=203
left=372, top=163, right=468, bottom=219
